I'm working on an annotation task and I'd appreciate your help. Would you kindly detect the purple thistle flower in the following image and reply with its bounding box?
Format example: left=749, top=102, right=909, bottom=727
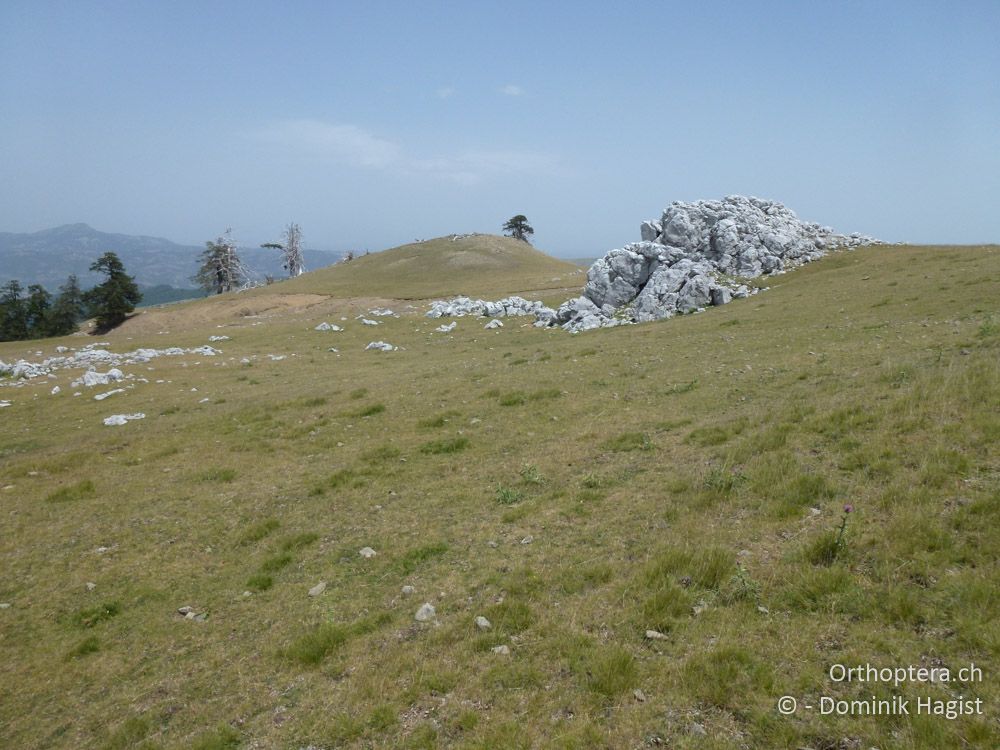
left=843, top=503, right=854, bottom=514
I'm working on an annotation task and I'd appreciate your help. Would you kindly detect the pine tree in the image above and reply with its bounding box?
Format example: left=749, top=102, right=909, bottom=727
left=25, top=284, right=52, bottom=337
left=502, top=215, right=534, bottom=243
left=85, top=252, right=142, bottom=332
left=0, top=280, right=29, bottom=341
left=46, top=275, right=86, bottom=336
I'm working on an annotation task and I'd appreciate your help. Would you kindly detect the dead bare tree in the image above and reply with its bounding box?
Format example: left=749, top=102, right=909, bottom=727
left=262, top=223, right=305, bottom=278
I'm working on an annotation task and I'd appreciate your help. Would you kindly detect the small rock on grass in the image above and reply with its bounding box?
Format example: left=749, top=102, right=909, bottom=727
left=85, top=582, right=96, bottom=591
left=401, top=585, right=415, bottom=595
left=645, top=629, right=668, bottom=640
left=475, top=616, right=492, bottom=631
left=0, top=603, right=10, bottom=610
left=633, top=688, right=647, bottom=702
left=415, top=603, right=436, bottom=622
left=308, top=581, right=327, bottom=597
left=491, top=645, right=510, bottom=655
left=359, top=547, right=377, bottom=559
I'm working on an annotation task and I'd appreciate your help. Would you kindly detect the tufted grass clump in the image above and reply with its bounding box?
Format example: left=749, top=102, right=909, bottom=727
left=603, top=431, right=653, bottom=452
left=238, top=518, right=280, bottom=545
left=45, top=479, right=96, bottom=503
left=419, top=436, right=469, bottom=454
left=494, top=484, right=523, bottom=505
left=71, top=601, right=121, bottom=629
left=198, top=467, right=236, bottom=483
left=583, top=645, right=637, bottom=699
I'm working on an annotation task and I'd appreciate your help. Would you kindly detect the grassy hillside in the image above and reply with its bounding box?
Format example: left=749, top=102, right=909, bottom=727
left=257, top=234, right=583, bottom=299
left=1, top=244, right=998, bottom=749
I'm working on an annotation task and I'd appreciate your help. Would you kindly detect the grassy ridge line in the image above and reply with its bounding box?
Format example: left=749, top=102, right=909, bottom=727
left=0, top=244, right=997, bottom=748
left=247, top=233, right=584, bottom=300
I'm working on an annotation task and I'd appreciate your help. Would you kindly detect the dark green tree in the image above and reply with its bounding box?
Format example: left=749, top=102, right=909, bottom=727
left=46, top=275, right=86, bottom=336
left=0, top=280, right=29, bottom=341
left=502, top=215, right=534, bottom=243
left=85, top=252, right=142, bottom=332
left=25, top=284, right=52, bottom=335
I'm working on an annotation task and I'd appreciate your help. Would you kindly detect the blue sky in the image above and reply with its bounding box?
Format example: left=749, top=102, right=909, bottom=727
left=2, top=1, right=998, bottom=256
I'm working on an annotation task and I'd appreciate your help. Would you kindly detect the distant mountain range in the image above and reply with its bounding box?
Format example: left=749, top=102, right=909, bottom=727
left=0, top=224, right=343, bottom=290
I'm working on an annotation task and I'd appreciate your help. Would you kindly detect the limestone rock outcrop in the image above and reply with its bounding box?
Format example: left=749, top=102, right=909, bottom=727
left=559, top=196, right=879, bottom=331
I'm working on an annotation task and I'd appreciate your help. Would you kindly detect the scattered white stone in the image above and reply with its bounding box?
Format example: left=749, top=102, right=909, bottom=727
left=435, top=322, right=457, bottom=333
left=645, top=629, right=668, bottom=640
left=365, top=341, right=397, bottom=352
left=314, top=323, right=343, bottom=332
left=415, top=603, right=436, bottom=621
left=359, top=546, right=377, bottom=559
left=520, top=535, right=534, bottom=545
left=369, top=308, right=397, bottom=317
left=308, top=581, right=327, bottom=597
left=208, top=335, right=231, bottom=341
left=401, top=585, right=416, bottom=595
left=268, top=355, right=286, bottom=361
left=199, top=397, right=210, bottom=403
left=0, top=401, right=10, bottom=408
left=757, top=606, right=769, bottom=614
left=94, top=388, right=125, bottom=401
left=50, top=386, right=60, bottom=395
left=85, top=582, right=96, bottom=591
left=361, top=318, right=379, bottom=326
left=103, top=413, right=145, bottom=426
left=692, top=601, right=708, bottom=616
left=177, top=606, right=194, bottom=615
left=484, top=319, right=503, bottom=329
left=0, top=602, right=10, bottom=609
left=633, top=689, right=647, bottom=702
left=491, top=644, right=511, bottom=655
left=475, top=616, right=492, bottom=631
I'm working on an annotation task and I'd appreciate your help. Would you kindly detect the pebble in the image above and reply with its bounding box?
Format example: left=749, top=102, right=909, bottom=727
left=308, top=581, right=327, bottom=597
left=633, top=689, right=647, bottom=702
left=359, top=547, right=377, bottom=559
left=491, top=645, right=510, bottom=655
left=177, top=606, right=194, bottom=615
left=690, top=723, right=707, bottom=736
left=401, top=585, right=416, bottom=595
left=0, top=603, right=10, bottom=609
left=645, top=629, right=668, bottom=640
left=520, top=535, right=533, bottom=545
left=475, top=616, right=492, bottom=631
left=85, top=582, right=96, bottom=591
left=415, top=603, right=436, bottom=622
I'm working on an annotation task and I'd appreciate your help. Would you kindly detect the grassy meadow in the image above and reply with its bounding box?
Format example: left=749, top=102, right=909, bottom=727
left=1, top=240, right=999, bottom=749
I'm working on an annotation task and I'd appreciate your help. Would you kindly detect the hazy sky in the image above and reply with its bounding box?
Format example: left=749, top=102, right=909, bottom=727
left=2, top=1, right=998, bottom=256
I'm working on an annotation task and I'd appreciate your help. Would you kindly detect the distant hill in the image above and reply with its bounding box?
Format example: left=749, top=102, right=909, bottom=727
left=0, top=223, right=342, bottom=289
left=264, top=233, right=584, bottom=300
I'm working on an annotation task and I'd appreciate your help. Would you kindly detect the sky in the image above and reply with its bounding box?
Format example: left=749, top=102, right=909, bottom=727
left=2, top=1, right=999, bottom=257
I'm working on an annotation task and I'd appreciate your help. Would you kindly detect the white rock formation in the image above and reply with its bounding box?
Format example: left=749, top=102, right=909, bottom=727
left=314, top=322, right=343, bottom=332
left=103, top=413, right=145, bottom=426
left=365, top=341, right=397, bottom=352
left=426, top=295, right=555, bottom=320
left=554, top=196, right=879, bottom=331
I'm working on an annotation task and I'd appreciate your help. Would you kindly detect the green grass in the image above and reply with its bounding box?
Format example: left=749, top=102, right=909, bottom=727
left=2, top=242, right=999, bottom=749
left=419, top=436, right=470, bottom=454
left=45, top=479, right=96, bottom=503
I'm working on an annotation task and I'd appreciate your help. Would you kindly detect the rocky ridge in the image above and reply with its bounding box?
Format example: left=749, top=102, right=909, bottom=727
left=427, top=196, right=880, bottom=332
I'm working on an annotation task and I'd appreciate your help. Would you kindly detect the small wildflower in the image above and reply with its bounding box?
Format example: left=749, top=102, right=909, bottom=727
left=843, top=503, right=853, bottom=514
